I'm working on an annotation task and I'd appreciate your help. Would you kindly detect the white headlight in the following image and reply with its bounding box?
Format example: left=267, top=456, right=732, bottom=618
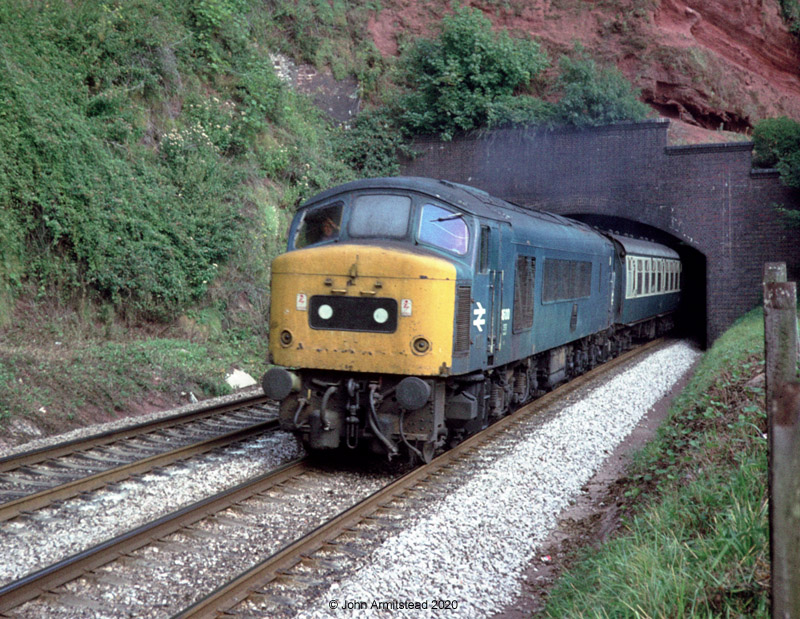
left=373, top=308, right=389, bottom=324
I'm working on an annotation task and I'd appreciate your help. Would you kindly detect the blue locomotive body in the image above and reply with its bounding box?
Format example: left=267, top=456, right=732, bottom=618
left=451, top=193, right=617, bottom=378
left=263, top=177, right=681, bottom=460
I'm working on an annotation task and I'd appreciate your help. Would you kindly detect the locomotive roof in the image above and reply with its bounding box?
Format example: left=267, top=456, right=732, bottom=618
left=300, top=176, right=597, bottom=234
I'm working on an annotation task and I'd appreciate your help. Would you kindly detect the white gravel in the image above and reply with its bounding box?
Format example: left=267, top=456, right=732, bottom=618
left=306, top=340, right=701, bottom=618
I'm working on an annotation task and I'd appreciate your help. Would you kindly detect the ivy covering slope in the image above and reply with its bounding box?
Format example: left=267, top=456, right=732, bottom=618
left=0, top=0, right=357, bottom=323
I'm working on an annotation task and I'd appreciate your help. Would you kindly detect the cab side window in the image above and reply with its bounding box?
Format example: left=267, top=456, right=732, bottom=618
left=294, top=202, right=343, bottom=248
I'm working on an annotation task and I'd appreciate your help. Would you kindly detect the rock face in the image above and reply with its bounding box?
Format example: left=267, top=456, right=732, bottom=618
left=366, top=0, right=800, bottom=140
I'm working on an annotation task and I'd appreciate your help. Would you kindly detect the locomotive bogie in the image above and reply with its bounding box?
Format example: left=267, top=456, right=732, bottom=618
left=274, top=370, right=447, bottom=458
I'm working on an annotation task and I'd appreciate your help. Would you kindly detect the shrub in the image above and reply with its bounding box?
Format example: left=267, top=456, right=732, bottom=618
left=553, top=47, right=651, bottom=127
left=397, top=6, right=548, bottom=140
left=779, top=0, right=800, bottom=36
left=0, top=206, right=22, bottom=324
left=752, top=117, right=800, bottom=227
left=334, top=108, right=411, bottom=177
left=487, top=95, right=555, bottom=128
left=0, top=1, right=242, bottom=320
left=752, top=116, right=800, bottom=170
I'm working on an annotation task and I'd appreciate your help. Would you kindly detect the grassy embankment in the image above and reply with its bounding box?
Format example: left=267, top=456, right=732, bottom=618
left=542, top=308, right=775, bottom=617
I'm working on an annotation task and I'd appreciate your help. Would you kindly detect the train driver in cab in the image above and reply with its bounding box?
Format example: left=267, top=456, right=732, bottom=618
left=294, top=203, right=342, bottom=247
left=320, top=216, right=339, bottom=240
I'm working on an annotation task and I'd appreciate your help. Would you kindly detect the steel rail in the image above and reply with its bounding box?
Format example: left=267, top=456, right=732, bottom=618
left=0, top=392, right=272, bottom=473
left=176, top=338, right=666, bottom=618
left=0, top=418, right=280, bottom=523
left=0, top=458, right=311, bottom=615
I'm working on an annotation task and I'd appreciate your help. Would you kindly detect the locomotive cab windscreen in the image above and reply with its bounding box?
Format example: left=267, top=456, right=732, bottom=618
left=289, top=193, right=472, bottom=258
left=293, top=201, right=344, bottom=247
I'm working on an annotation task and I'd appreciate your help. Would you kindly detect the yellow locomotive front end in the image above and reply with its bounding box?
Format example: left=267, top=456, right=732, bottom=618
left=264, top=242, right=458, bottom=460
left=269, top=244, right=456, bottom=375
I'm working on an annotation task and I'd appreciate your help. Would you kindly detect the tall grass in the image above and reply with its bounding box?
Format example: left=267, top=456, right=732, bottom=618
left=542, top=309, right=770, bottom=617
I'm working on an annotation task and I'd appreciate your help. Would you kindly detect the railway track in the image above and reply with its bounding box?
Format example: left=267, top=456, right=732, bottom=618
left=0, top=393, right=276, bottom=522
left=1, top=454, right=390, bottom=617
left=0, top=339, right=665, bottom=617
left=180, top=338, right=666, bottom=617
left=0, top=458, right=312, bottom=614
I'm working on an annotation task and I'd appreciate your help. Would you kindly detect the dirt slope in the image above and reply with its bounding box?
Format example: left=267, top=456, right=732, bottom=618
left=367, top=0, right=800, bottom=141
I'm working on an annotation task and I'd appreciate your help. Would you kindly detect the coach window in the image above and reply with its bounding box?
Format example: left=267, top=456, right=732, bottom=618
left=644, top=260, right=650, bottom=294
left=417, top=203, right=470, bottom=255
left=627, top=256, right=634, bottom=297
left=657, top=260, right=662, bottom=293
left=650, top=260, right=655, bottom=293
left=294, top=202, right=343, bottom=248
left=636, top=259, right=643, bottom=296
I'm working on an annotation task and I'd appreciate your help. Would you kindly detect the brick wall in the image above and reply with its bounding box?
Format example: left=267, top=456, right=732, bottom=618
left=401, top=120, right=800, bottom=345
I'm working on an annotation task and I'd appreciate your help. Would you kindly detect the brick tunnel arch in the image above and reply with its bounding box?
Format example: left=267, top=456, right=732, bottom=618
left=401, top=121, right=800, bottom=345
left=567, top=213, right=708, bottom=348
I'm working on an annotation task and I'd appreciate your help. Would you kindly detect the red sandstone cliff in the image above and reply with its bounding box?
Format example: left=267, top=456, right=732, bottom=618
left=367, top=0, right=800, bottom=144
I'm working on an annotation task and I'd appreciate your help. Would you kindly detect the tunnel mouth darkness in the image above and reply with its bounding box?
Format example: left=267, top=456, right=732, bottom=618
left=567, top=213, right=708, bottom=349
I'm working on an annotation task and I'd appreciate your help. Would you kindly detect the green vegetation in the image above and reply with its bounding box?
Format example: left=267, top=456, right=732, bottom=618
left=753, top=117, right=800, bottom=227
left=0, top=339, right=237, bottom=425
left=386, top=10, right=649, bottom=140
left=779, top=0, right=800, bottom=37
left=551, top=47, right=651, bottom=127
left=541, top=309, right=770, bottom=617
left=753, top=117, right=800, bottom=181
left=396, top=6, right=549, bottom=140
left=333, top=107, right=411, bottom=178
left=0, top=0, right=363, bottom=434
left=0, top=0, right=355, bottom=324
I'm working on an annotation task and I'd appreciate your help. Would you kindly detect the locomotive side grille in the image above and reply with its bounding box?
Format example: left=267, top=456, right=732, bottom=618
left=454, top=286, right=472, bottom=355
left=542, top=258, right=592, bottom=302
left=513, top=256, right=535, bottom=332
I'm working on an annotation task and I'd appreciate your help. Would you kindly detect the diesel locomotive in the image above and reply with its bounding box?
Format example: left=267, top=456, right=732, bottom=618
left=262, top=177, right=681, bottom=461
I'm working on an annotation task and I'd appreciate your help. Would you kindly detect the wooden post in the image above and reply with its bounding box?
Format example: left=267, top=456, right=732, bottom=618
left=763, top=262, right=800, bottom=619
